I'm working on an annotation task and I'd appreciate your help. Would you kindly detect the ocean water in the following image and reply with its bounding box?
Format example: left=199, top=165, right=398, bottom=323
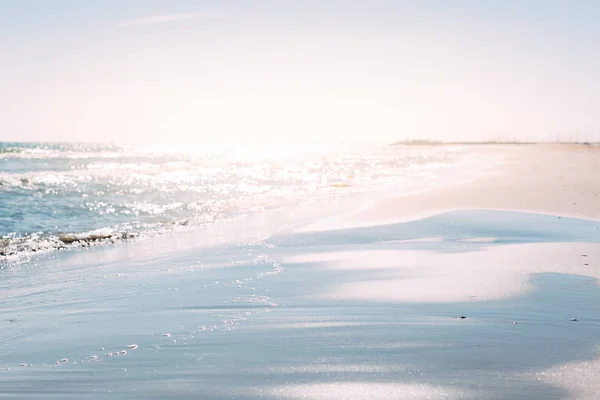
left=0, top=141, right=488, bottom=263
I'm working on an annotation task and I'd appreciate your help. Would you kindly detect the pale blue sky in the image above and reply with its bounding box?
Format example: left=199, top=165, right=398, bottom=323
left=1, top=0, right=599, bottom=143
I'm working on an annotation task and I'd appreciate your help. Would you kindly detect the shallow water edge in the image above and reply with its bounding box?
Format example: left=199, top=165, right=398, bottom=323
left=1, top=209, right=599, bottom=399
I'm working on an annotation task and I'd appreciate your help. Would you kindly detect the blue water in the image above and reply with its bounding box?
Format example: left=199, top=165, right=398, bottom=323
left=0, top=209, right=599, bottom=399
left=1, top=141, right=471, bottom=261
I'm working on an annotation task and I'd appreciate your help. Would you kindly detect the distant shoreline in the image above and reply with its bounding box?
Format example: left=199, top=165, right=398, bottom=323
left=347, top=143, right=600, bottom=226
left=392, top=139, right=600, bottom=146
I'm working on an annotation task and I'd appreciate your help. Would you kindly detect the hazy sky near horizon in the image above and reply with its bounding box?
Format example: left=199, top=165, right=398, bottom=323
left=1, top=0, right=599, bottom=143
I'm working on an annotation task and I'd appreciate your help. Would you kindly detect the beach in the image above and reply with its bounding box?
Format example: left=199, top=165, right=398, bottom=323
left=1, top=143, right=599, bottom=399
left=302, top=143, right=600, bottom=230
left=376, top=144, right=600, bottom=221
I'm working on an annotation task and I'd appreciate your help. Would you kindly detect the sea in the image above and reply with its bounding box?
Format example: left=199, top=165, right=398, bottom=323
left=2, top=141, right=599, bottom=399
left=0, top=141, right=490, bottom=264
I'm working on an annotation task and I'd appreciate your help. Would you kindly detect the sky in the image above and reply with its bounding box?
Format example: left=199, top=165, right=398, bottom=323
left=1, top=0, right=599, bottom=143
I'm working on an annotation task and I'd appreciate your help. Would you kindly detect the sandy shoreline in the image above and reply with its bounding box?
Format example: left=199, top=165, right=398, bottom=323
left=352, top=144, right=600, bottom=226
left=1, top=144, right=599, bottom=399
left=281, top=144, right=600, bottom=399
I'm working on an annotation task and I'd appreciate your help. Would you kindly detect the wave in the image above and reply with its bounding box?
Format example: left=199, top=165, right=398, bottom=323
left=0, top=147, right=24, bottom=154
left=0, top=142, right=124, bottom=159
left=0, top=230, right=130, bottom=258
left=0, top=142, right=122, bottom=152
left=0, top=222, right=196, bottom=264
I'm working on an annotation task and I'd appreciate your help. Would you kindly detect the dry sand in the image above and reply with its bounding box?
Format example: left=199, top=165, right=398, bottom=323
left=356, top=143, right=600, bottom=224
